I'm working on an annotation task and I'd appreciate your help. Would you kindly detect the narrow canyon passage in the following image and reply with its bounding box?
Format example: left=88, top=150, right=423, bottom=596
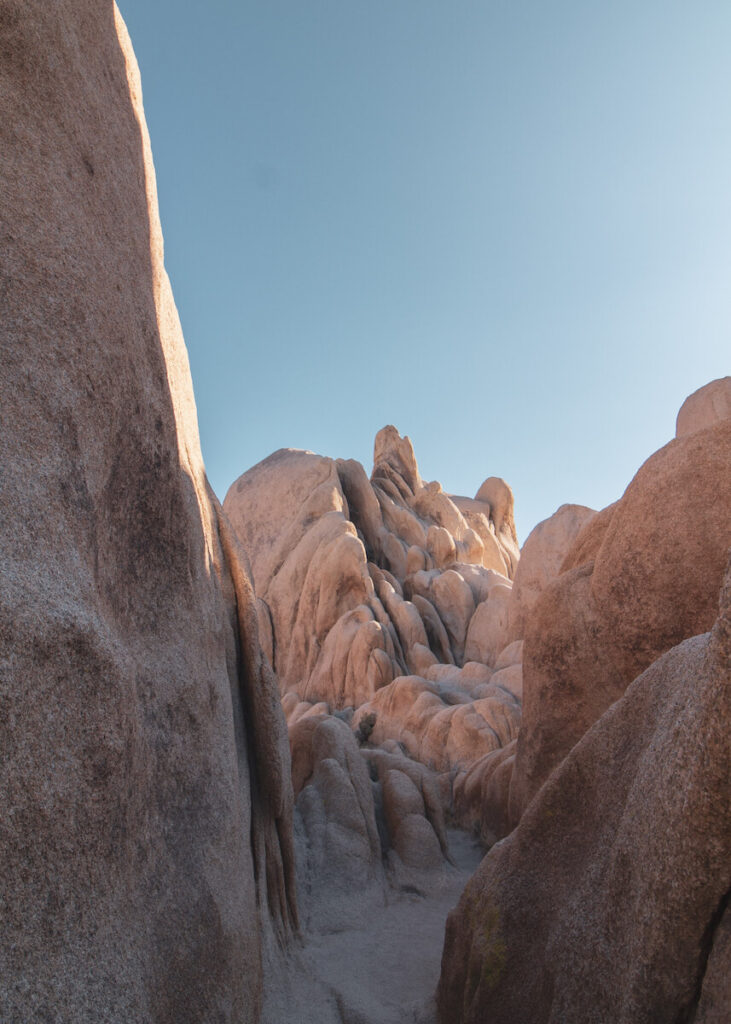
left=263, top=830, right=484, bottom=1024
left=3, top=7, right=729, bottom=1023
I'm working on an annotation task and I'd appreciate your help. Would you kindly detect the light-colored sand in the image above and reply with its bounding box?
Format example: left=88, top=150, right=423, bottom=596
left=262, top=830, right=484, bottom=1024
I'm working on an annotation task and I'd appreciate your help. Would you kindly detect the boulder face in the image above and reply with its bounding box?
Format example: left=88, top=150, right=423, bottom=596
left=223, top=429, right=524, bottom=842
left=505, top=503, right=596, bottom=644
left=438, top=559, right=731, bottom=1024
left=676, top=376, right=731, bottom=438
left=224, top=428, right=519, bottom=708
left=511, top=410, right=731, bottom=814
left=0, top=5, right=294, bottom=1023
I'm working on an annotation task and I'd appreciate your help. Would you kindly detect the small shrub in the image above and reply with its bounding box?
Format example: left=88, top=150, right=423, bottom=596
left=355, top=712, right=377, bottom=745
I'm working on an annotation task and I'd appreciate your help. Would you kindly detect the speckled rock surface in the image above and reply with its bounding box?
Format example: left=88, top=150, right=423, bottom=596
left=224, top=429, right=522, bottom=833
left=0, top=4, right=294, bottom=1021
left=438, top=560, right=731, bottom=1024
left=511, top=411, right=731, bottom=814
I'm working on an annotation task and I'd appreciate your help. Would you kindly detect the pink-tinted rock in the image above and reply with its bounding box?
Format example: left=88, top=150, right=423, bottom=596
left=464, top=585, right=512, bottom=667
left=675, top=375, right=731, bottom=438
left=438, top=561, right=731, bottom=1024
left=494, top=639, right=524, bottom=670
left=507, top=503, right=596, bottom=642
left=288, top=715, right=383, bottom=931
left=512, top=412, right=731, bottom=814
left=452, top=740, right=517, bottom=846
left=559, top=501, right=619, bottom=572
left=353, top=675, right=520, bottom=773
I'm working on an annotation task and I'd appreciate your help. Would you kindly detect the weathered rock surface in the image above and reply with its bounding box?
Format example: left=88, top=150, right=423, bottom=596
left=352, top=673, right=520, bottom=775
left=288, top=714, right=384, bottom=932
left=224, top=430, right=519, bottom=703
left=0, top=5, right=294, bottom=1022
left=506, top=503, right=596, bottom=643
left=285, top=704, right=457, bottom=936
left=438, top=559, right=731, bottom=1024
left=511, top=406, right=731, bottom=814
left=676, top=375, right=731, bottom=438
left=224, top=427, right=523, bottom=833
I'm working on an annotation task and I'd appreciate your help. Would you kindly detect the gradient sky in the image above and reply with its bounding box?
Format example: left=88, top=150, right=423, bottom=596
left=119, top=0, right=730, bottom=542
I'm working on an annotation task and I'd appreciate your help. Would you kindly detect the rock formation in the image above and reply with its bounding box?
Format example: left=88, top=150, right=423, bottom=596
left=438, top=555, right=731, bottom=1024
left=224, top=432, right=519, bottom=702
left=676, top=375, right=731, bottom=437
left=223, top=429, right=525, bottom=842
left=0, top=5, right=294, bottom=1022
left=510, top=407, right=731, bottom=817
left=504, top=503, right=596, bottom=644
left=446, top=502, right=594, bottom=843
left=4, top=5, right=729, bottom=1022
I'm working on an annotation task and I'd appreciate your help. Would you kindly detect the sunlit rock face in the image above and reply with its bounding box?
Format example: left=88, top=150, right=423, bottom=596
left=223, top=429, right=528, bottom=859
left=437, top=556, right=731, bottom=1024
left=224, top=428, right=519, bottom=705
left=0, top=4, right=294, bottom=1022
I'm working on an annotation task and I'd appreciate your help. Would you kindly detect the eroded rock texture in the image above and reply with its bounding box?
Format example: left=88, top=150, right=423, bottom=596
left=221, top=428, right=531, bottom=922
left=438, top=557, right=731, bottom=1024
left=0, top=5, right=294, bottom=1022
left=224, top=431, right=519, bottom=704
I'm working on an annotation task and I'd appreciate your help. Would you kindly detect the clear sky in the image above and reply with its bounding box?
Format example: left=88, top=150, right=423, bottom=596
left=119, top=0, right=729, bottom=543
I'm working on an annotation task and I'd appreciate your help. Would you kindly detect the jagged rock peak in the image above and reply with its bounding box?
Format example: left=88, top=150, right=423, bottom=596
left=372, top=424, right=422, bottom=495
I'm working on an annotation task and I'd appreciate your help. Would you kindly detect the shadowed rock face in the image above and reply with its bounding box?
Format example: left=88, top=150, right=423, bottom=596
left=0, top=4, right=294, bottom=1022
left=438, top=558, right=731, bottom=1024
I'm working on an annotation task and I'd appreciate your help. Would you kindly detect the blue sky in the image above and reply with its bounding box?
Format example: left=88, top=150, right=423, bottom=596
left=119, top=0, right=730, bottom=542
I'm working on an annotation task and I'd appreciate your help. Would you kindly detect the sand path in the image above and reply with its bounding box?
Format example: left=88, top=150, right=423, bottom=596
left=263, top=829, right=483, bottom=1024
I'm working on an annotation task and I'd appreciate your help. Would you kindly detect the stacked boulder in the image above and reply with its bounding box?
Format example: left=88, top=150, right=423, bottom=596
left=223, top=427, right=525, bottom=884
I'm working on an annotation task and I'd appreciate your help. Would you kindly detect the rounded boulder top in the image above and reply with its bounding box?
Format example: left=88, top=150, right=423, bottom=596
left=675, top=376, right=731, bottom=438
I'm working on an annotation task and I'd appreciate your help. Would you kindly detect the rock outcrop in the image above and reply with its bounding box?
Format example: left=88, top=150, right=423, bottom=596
left=510, top=407, right=731, bottom=816
left=444, top=502, right=594, bottom=842
left=438, top=557, right=731, bottom=1024
left=0, top=5, right=294, bottom=1022
left=223, top=428, right=523, bottom=836
left=224, top=431, right=519, bottom=706
left=284, top=702, right=457, bottom=936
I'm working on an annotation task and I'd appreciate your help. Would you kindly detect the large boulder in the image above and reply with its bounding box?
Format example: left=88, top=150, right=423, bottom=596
left=506, top=503, right=596, bottom=643
left=511, top=408, right=731, bottom=813
left=0, top=5, right=294, bottom=1022
left=438, top=559, right=731, bottom=1024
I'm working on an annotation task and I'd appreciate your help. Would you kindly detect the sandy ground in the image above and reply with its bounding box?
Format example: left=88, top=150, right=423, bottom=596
left=262, top=829, right=484, bottom=1024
